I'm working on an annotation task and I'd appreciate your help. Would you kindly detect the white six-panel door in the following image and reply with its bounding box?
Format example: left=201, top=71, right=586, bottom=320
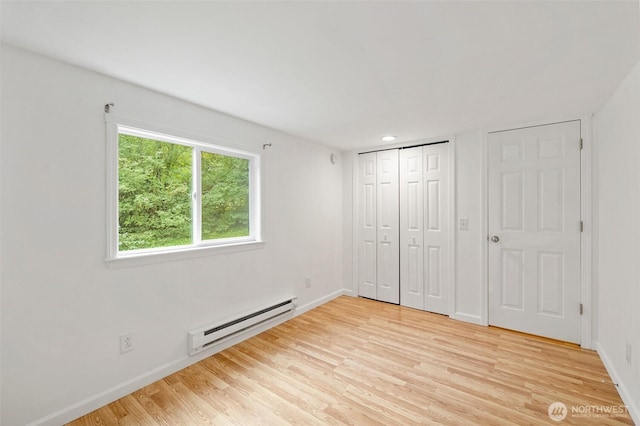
left=358, top=152, right=378, bottom=300
left=488, top=121, right=581, bottom=343
left=376, top=150, right=400, bottom=304
left=400, top=147, right=424, bottom=309
left=399, top=144, right=450, bottom=314
left=423, top=143, right=450, bottom=315
left=360, top=144, right=449, bottom=311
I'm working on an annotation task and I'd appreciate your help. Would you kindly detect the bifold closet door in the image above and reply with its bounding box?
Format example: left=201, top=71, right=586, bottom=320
left=399, top=143, right=450, bottom=315
left=423, top=143, right=450, bottom=315
left=357, top=150, right=400, bottom=304
left=399, top=147, right=424, bottom=309
left=358, top=152, right=378, bottom=300
left=376, top=150, right=400, bottom=304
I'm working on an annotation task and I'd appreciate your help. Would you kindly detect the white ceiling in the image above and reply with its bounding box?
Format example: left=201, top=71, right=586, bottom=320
left=2, top=1, right=639, bottom=150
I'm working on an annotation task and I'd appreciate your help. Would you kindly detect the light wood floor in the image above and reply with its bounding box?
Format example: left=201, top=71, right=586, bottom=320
left=68, top=296, right=632, bottom=425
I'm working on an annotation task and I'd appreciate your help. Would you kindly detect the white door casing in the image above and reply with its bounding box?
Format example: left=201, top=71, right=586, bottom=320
left=488, top=121, right=581, bottom=343
left=376, top=149, right=400, bottom=304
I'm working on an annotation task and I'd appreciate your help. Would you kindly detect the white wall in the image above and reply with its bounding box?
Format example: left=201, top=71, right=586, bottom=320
left=452, top=133, right=485, bottom=323
left=593, top=60, right=640, bottom=422
left=340, top=74, right=640, bottom=420
left=342, top=151, right=355, bottom=295
left=4, top=30, right=638, bottom=426
left=0, top=45, right=344, bottom=426
left=343, top=120, right=596, bottom=340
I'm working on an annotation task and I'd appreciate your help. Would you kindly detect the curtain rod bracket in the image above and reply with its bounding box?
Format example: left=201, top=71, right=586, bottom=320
left=263, top=143, right=272, bottom=150
left=105, top=103, right=115, bottom=113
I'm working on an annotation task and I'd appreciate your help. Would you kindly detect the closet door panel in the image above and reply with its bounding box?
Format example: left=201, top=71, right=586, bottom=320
left=358, top=153, right=377, bottom=299
left=376, top=150, right=400, bottom=304
left=400, top=147, right=424, bottom=309
left=423, top=143, right=450, bottom=315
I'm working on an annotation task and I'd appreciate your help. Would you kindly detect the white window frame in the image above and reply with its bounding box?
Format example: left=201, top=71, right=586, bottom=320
left=106, top=114, right=263, bottom=267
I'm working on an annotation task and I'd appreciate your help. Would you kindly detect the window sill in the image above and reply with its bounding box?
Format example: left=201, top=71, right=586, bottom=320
left=105, top=240, right=266, bottom=269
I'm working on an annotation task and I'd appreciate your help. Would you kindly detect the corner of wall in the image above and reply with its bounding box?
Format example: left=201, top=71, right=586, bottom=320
left=592, top=58, right=640, bottom=425
left=1, top=46, right=348, bottom=425
left=595, top=342, right=640, bottom=424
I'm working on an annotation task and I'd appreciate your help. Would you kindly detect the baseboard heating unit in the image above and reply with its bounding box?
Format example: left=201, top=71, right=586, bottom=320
left=188, top=296, right=298, bottom=356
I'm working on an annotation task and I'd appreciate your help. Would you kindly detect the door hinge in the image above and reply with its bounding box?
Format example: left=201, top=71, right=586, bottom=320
left=580, top=221, right=584, bottom=232
left=579, top=303, right=583, bottom=315
left=579, top=138, right=583, bottom=150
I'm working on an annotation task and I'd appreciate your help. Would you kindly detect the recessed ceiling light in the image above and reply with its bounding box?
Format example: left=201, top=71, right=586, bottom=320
left=381, top=135, right=397, bottom=142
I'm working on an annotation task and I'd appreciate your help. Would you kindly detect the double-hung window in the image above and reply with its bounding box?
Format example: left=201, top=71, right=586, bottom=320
left=106, top=116, right=261, bottom=263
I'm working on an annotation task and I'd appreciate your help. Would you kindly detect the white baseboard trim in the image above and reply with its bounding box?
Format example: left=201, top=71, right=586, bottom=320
left=450, top=312, right=484, bottom=326
left=295, top=289, right=346, bottom=315
left=595, top=341, right=640, bottom=425
left=27, top=290, right=346, bottom=426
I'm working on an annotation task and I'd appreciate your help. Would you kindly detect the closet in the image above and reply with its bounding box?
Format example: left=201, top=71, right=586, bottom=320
left=358, top=149, right=400, bottom=304
left=357, top=142, right=450, bottom=314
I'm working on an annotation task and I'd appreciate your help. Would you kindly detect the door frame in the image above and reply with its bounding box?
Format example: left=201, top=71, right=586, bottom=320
left=483, top=117, right=593, bottom=349
left=351, top=137, right=457, bottom=314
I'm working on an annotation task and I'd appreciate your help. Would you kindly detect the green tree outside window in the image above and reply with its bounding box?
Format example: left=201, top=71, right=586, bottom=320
left=118, top=134, right=250, bottom=251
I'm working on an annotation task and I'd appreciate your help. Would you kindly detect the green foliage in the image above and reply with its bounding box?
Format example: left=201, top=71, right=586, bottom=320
left=201, top=152, right=250, bottom=240
left=118, top=134, right=250, bottom=251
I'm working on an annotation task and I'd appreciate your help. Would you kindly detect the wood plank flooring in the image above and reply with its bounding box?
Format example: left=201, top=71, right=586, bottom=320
left=68, top=296, right=633, bottom=425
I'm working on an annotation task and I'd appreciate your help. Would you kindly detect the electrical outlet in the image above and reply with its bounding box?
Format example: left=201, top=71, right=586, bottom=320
left=120, top=332, right=134, bottom=354
left=625, top=342, right=632, bottom=364
left=305, top=276, right=312, bottom=288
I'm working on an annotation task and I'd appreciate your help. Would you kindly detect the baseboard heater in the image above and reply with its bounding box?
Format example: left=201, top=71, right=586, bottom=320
left=188, top=296, right=298, bottom=356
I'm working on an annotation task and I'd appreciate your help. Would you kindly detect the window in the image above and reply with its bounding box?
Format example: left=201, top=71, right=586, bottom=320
left=106, top=116, right=261, bottom=263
